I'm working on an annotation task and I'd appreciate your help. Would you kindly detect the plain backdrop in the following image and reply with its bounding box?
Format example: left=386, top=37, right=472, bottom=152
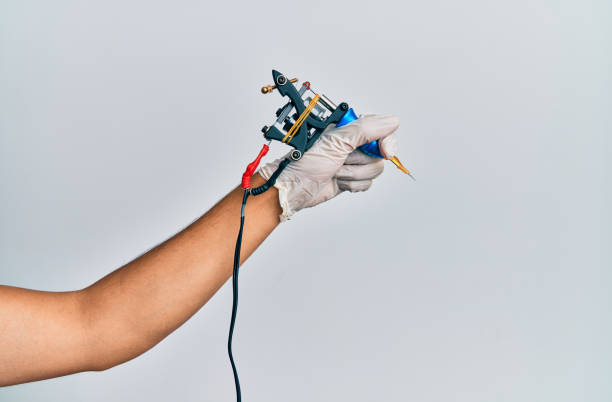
left=1, top=1, right=610, bottom=401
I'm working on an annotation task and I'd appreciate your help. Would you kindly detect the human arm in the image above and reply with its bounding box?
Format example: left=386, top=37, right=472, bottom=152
left=0, top=114, right=400, bottom=386
left=0, top=174, right=281, bottom=386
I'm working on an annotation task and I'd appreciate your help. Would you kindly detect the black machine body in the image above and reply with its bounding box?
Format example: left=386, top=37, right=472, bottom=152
left=261, top=70, right=349, bottom=160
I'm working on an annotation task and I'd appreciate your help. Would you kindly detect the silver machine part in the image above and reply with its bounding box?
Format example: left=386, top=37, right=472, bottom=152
left=318, top=94, right=337, bottom=111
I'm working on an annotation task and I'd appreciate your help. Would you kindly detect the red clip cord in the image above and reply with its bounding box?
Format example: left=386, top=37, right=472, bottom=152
left=241, top=144, right=269, bottom=189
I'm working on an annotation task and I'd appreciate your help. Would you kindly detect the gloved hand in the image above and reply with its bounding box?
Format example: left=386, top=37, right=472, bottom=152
left=258, top=114, right=400, bottom=221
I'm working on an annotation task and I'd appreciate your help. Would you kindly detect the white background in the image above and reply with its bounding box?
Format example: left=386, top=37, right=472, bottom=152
left=1, top=1, right=610, bottom=401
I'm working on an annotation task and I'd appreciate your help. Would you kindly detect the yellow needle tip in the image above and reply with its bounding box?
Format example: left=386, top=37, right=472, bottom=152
left=387, top=156, right=415, bottom=180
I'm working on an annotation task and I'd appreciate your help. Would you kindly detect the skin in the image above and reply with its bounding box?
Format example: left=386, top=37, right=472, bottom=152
left=0, top=114, right=398, bottom=387
left=0, top=174, right=281, bottom=386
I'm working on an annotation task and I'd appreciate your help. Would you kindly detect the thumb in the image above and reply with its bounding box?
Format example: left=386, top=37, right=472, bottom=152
left=378, top=133, right=398, bottom=159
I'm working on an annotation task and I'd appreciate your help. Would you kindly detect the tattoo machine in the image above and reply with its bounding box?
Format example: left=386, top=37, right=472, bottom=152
left=229, top=69, right=413, bottom=402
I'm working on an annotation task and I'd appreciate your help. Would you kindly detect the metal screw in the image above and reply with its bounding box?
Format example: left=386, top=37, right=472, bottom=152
left=261, top=77, right=298, bottom=94
left=290, top=150, right=302, bottom=160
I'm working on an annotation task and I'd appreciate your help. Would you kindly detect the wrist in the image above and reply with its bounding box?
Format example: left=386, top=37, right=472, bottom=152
left=248, top=173, right=282, bottom=222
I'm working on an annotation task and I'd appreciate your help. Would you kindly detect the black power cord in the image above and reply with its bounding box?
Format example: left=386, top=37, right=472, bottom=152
left=228, top=159, right=291, bottom=402
left=228, top=189, right=249, bottom=402
left=250, top=158, right=291, bottom=195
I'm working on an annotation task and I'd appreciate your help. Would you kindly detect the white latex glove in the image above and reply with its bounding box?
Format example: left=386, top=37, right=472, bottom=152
left=259, top=114, right=400, bottom=221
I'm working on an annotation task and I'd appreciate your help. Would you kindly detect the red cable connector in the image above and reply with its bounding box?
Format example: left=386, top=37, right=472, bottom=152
left=241, top=144, right=269, bottom=189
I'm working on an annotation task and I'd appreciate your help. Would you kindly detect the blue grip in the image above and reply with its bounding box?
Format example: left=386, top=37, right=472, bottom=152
left=335, top=108, right=384, bottom=158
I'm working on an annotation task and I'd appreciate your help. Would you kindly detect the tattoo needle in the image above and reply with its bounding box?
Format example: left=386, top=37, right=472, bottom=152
left=387, top=156, right=416, bottom=180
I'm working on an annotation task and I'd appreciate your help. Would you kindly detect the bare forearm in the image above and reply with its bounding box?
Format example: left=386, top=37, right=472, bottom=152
left=80, top=174, right=281, bottom=369
left=0, top=174, right=281, bottom=384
